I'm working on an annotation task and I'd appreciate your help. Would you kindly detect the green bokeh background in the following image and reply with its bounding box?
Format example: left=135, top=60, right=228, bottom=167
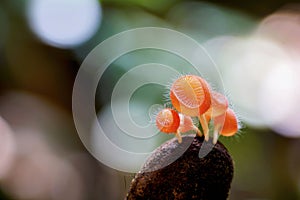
left=0, top=0, right=299, bottom=199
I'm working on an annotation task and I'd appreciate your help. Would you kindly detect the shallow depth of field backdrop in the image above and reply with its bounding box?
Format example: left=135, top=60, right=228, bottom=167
left=1, top=0, right=300, bottom=199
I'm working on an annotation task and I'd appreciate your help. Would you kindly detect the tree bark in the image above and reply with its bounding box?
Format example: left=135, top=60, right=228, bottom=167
left=126, top=135, right=234, bottom=200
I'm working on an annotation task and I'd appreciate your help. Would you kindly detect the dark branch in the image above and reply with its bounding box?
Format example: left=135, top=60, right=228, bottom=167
left=126, top=135, right=234, bottom=200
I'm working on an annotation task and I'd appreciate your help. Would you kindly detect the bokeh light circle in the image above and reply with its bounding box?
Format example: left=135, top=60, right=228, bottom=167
left=111, top=63, right=180, bottom=139
left=220, top=37, right=294, bottom=127
left=27, top=0, right=101, bottom=48
left=254, top=8, right=300, bottom=137
left=72, top=27, right=224, bottom=172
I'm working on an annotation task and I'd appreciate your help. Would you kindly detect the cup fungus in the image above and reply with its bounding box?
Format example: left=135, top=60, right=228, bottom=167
left=156, top=108, right=201, bottom=143
left=165, top=75, right=239, bottom=143
left=170, top=75, right=212, bottom=141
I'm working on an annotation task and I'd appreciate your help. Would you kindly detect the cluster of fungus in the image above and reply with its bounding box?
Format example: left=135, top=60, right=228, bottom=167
left=155, top=75, right=239, bottom=144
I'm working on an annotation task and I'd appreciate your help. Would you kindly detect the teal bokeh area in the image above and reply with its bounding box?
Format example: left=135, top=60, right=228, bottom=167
left=0, top=0, right=300, bottom=199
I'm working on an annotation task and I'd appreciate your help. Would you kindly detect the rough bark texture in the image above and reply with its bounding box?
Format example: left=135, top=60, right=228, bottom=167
left=126, top=135, right=234, bottom=200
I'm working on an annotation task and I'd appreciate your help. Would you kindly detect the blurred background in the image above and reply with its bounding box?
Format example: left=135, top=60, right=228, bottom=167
left=1, top=0, right=300, bottom=199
